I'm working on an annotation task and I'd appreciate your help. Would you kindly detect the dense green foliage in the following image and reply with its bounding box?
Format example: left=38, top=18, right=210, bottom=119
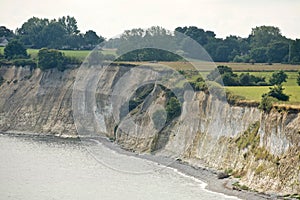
left=2, top=19, right=300, bottom=63
left=267, top=84, right=289, bottom=101
left=114, top=26, right=181, bottom=61
left=269, top=70, right=288, bottom=85
left=15, top=16, right=104, bottom=50
left=36, top=48, right=81, bottom=71
left=0, top=26, right=14, bottom=38
left=207, top=66, right=268, bottom=86
left=290, top=39, right=300, bottom=63
left=105, top=25, right=300, bottom=63
left=175, top=25, right=297, bottom=63
left=4, top=40, right=28, bottom=59
left=259, top=84, right=289, bottom=112
left=38, top=48, right=65, bottom=70
left=166, top=97, right=181, bottom=122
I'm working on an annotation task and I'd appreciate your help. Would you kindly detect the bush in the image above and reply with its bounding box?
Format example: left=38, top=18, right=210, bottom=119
left=207, top=65, right=233, bottom=81
left=38, top=48, right=65, bottom=71
left=4, top=40, right=28, bottom=60
left=166, top=97, right=181, bottom=122
left=219, top=73, right=239, bottom=86
left=259, top=94, right=277, bottom=112
left=188, top=80, right=207, bottom=92
left=12, top=59, right=36, bottom=68
left=239, top=73, right=268, bottom=86
left=268, top=84, right=289, bottom=101
left=207, top=65, right=267, bottom=86
left=269, top=70, right=288, bottom=85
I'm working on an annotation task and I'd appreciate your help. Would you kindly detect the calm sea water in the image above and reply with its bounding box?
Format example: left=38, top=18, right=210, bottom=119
left=0, top=134, right=238, bottom=200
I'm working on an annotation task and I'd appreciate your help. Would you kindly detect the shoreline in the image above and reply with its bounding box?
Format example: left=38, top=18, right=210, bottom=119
left=1, top=131, right=274, bottom=199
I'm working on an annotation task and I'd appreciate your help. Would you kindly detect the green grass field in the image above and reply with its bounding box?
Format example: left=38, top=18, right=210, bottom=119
left=1, top=46, right=299, bottom=104
left=226, top=71, right=300, bottom=104
left=0, top=47, right=117, bottom=60
left=226, top=86, right=300, bottom=104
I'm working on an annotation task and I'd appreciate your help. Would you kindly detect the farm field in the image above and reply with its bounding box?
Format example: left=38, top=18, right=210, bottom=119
left=226, top=86, right=300, bottom=104
left=226, top=71, right=299, bottom=104
left=125, top=61, right=300, bottom=72
left=1, top=46, right=299, bottom=104
left=0, top=47, right=117, bottom=60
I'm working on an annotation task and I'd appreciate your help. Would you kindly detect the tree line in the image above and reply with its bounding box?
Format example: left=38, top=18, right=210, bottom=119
left=1, top=17, right=300, bottom=64
left=1, top=16, right=104, bottom=50
left=106, top=26, right=300, bottom=64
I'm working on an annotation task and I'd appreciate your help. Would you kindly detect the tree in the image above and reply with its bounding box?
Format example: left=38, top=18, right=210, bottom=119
left=16, top=17, right=49, bottom=48
left=214, top=45, right=231, bottom=62
left=38, top=48, right=65, bottom=70
left=239, top=73, right=252, bottom=86
left=267, top=84, right=289, bottom=101
left=84, top=30, right=104, bottom=49
left=41, top=21, right=67, bottom=48
left=290, top=39, right=300, bottom=63
left=0, top=26, right=14, bottom=38
left=297, top=71, right=300, bottom=86
left=250, top=47, right=268, bottom=63
left=166, top=97, right=181, bottom=122
left=218, top=73, right=239, bottom=86
left=4, top=40, right=28, bottom=59
left=267, top=41, right=289, bottom=63
left=250, top=26, right=284, bottom=48
left=207, top=65, right=234, bottom=81
left=58, top=16, right=79, bottom=35
left=269, top=70, right=288, bottom=85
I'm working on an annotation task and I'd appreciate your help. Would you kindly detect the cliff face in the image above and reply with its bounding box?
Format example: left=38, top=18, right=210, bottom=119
left=0, top=66, right=299, bottom=195
left=0, top=66, right=77, bottom=137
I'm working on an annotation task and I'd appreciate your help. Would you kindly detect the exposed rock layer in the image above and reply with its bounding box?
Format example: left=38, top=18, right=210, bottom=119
left=0, top=66, right=299, bottom=195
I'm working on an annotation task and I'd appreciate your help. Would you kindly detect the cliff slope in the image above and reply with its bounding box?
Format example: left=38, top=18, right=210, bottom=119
left=0, top=65, right=299, bottom=195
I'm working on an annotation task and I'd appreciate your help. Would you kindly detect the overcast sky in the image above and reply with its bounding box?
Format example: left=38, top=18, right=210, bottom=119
left=1, top=0, right=299, bottom=39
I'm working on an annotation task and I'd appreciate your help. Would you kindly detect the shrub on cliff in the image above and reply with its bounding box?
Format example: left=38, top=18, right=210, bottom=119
left=38, top=48, right=65, bottom=71
left=267, top=84, right=289, bottom=101
left=259, top=94, right=277, bottom=112
left=12, top=59, right=36, bottom=68
left=166, top=97, right=181, bottom=122
left=4, top=40, right=28, bottom=60
left=259, top=85, right=289, bottom=112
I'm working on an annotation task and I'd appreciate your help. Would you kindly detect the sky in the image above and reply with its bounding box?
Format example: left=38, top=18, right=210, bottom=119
left=0, top=0, right=299, bottom=39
